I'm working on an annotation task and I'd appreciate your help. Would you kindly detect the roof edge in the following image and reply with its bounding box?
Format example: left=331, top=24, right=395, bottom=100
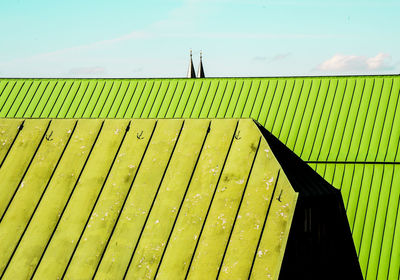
left=0, top=73, right=399, bottom=80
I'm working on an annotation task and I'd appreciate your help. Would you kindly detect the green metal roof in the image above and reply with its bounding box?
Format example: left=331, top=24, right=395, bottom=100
left=309, top=162, right=400, bottom=279
left=0, top=75, right=399, bottom=279
left=0, top=119, right=299, bottom=279
left=0, top=76, right=399, bottom=163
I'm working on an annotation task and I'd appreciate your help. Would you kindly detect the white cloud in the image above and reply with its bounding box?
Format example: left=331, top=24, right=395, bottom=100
left=366, top=53, right=392, bottom=70
left=317, top=53, right=394, bottom=72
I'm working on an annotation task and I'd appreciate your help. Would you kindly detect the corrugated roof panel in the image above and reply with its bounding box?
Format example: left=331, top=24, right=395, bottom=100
left=312, top=163, right=400, bottom=280
left=104, top=80, right=129, bottom=118
left=2, top=120, right=103, bottom=278
left=162, top=80, right=183, bottom=118
left=185, top=120, right=261, bottom=279
left=213, top=79, right=234, bottom=118
left=0, top=119, right=76, bottom=275
left=29, top=80, right=57, bottom=118
left=274, top=79, right=301, bottom=144
left=183, top=80, right=204, bottom=118
left=249, top=173, right=297, bottom=279
left=0, top=119, right=304, bottom=279
left=71, top=80, right=97, bottom=118
left=232, top=79, right=253, bottom=117
left=334, top=78, right=364, bottom=162
left=293, top=79, right=321, bottom=158
left=209, top=79, right=225, bottom=117
left=0, top=119, right=50, bottom=217
left=147, top=80, right=170, bottom=118
left=245, top=79, right=268, bottom=121
left=0, top=80, right=26, bottom=117
left=153, top=120, right=238, bottom=279
left=139, top=80, right=162, bottom=118
left=264, top=79, right=288, bottom=133
left=240, top=79, right=261, bottom=118
left=156, top=80, right=178, bottom=118
left=116, top=80, right=140, bottom=118
left=190, top=79, right=212, bottom=118
left=125, top=120, right=209, bottom=279
left=97, top=80, right=123, bottom=118
left=0, top=81, right=9, bottom=100
left=13, top=80, right=40, bottom=118
left=42, top=80, right=67, bottom=118
left=0, top=119, right=22, bottom=165
left=296, top=79, right=327, bottom=160
left=94, top=120, right=184, bottom=279
left=196, top=79, right=218, bottom=118
left=49, top=80, right=75, bottom=118
left=57, top=80, right=84, bottom=118
left=268, top=79, right=293, bottom=139
left=33, top=119, right=129, bottom=278
left=63, top=119, right=157, bottom=279
left=223, top=79, right=242, bottom=118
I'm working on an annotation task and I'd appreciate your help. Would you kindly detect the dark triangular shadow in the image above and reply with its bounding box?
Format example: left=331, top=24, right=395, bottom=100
left=254, top=120, right=363, bottom=280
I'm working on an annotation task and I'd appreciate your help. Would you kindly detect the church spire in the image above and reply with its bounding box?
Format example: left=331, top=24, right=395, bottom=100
left=197, top=50, right=205, bottom=78
left=187, top=50, right=196, bottom=78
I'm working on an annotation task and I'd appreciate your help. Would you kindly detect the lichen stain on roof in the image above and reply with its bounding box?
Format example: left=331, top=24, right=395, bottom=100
left=0, top=119, right=298, bottom=279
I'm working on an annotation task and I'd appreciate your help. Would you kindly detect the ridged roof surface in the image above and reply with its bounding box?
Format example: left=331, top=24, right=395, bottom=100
left=0, top=76, right=399, bottom=163
left=0, top=118, right=297, bottom=279
left=0, top=75, right=399, bottom=279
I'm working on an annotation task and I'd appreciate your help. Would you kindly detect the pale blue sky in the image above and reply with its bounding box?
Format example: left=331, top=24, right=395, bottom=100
left=0, top=0, right=399, bottom=77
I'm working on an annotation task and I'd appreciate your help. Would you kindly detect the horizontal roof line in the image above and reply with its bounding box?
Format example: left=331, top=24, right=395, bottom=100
left=306, top=161, right=400, bottom=165
left=0, top=74, right=399, bottom=80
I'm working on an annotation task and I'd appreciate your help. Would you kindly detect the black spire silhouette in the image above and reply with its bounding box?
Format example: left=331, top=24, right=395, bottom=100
left=187, top=50, right=196, bottom=78
left=197, top=51, right=205, bottom=78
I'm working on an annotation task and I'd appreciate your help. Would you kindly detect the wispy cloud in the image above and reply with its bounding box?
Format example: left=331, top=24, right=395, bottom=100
left=68, top=66, right=106, bottom=76
left=159, top=32, right=339, bottom=40
left=132, top=67, right=144, bottom=74
left=316, top=53, right=394, bottom=72
left=253, top=56, right=268, bottom=61
left=259, top=1, right=400, bottom=7
left=269, top=53, right=291, bottom=63
left=253, top=53, right=291, bottom=63
left=11, top=31, right=150, bottom=63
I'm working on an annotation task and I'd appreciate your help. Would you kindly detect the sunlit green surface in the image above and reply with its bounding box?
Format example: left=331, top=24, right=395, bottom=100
left=0, top=119, right=297, bottom=279
left=1, top=75, right=399, bottom=279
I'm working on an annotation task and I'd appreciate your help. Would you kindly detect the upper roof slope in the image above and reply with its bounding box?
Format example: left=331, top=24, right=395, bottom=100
left=0, top=76, right=399, bottom=163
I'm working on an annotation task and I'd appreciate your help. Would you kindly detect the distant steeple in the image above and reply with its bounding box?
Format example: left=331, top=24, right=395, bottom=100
left=187, top=50, right=196, bottom=78
left=197, top=51, right=205, bottom=78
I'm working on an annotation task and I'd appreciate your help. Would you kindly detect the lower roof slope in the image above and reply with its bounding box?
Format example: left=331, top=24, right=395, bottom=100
left=0, top=118, right=298, bottom=279
left=0, top=118, right=361, bottom=279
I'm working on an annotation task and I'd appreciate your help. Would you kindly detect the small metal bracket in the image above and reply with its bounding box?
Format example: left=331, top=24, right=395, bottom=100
left=277, top=189, right=283, bottom=202
left=234, top=130, right=241, bottom=140
left=45, top=131, right=54, bottom=141
left=137, top=131, right=144, bottom=140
